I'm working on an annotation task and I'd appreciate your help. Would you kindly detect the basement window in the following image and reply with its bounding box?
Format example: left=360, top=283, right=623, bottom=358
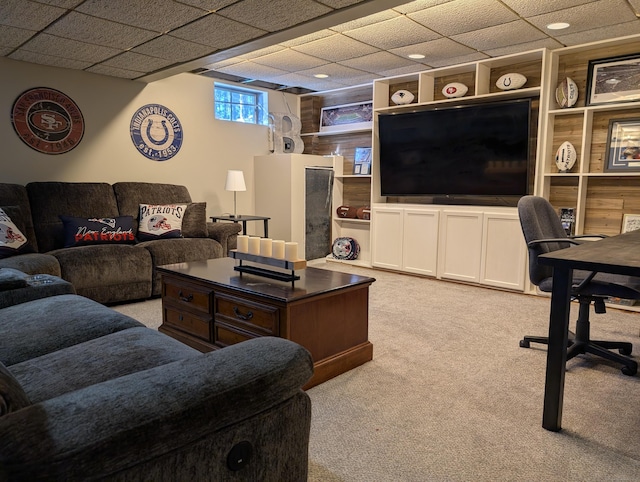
left=214, top=83, right=268, bottom=125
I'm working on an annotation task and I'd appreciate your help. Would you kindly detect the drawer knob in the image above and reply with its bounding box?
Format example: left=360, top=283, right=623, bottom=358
left=233, top=306, right=253, bottom=321
left=178, top=290, right=193, bottom=302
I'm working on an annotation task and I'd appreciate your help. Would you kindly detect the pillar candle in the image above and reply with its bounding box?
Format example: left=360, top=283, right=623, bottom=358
left=272, top=240, right=285, bottom=259
left=237, top=235, right=249, bottom=253
left=285, top=242, right=298, bottom=261
left=248, top=236, right=261, bottom=255
left=260, top=238, right=273, bottom=257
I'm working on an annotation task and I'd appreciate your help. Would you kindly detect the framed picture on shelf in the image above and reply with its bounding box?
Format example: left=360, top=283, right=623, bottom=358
left=622, top=214, right=640, bottom=233
left=586, top=53, right=640, bottom=106
left=319, top=101, right=373, bottom=133
left=353, top=147, right=371, bottom=175
left=604, top=118, right=640, bottom=172
left=559, top=207, right=576, bottom=236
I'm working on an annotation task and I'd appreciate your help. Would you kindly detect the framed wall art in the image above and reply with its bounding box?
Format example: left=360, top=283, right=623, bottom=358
left=353, top=147, right=372, bottom=175
left=604, top=118, right=640, bottom=172
left=586, top=53, right=640, bottom=106
left=319, top=101, right=373, bottom=133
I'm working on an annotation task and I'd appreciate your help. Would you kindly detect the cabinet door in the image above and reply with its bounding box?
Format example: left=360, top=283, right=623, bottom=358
left=480, top=213, right=526, bottom=290
left=371, top=207, right=403, bottom=269
left=402, top=208, right=439, bottom=276
left=438, top=210, right=483, bottom=282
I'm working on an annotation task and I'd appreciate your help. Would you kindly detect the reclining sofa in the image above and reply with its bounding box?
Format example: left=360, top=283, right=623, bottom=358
left=0, top=288, right=313, bottom=481
left=0, top=182, right=241, bottom=304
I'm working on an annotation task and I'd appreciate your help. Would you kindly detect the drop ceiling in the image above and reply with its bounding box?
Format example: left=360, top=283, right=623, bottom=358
left=2, top=0, right=640, bottom=93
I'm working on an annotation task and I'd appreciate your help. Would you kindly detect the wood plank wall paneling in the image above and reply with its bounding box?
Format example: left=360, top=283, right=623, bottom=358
left=300, top=96, right=322, bottom=134
left=557, top=43, right=640, bottom=109
left=303, top=131, right=371, bottom=170
left=584, top=177, right=640, bottom=235
left=551, top=113, right=584, bottom=172
left=589, top=110, right=640, bottom=173
left=549, top=177, right=579, bottom=208
left=342, top=177, right=371, bottom=207
left=300, top=85, right=372, bottom=134
left=388, top=80, right=419, bottom=105
left=434, top=72, right=476, bottom=101
left=490, top=60, right=543, bottom=94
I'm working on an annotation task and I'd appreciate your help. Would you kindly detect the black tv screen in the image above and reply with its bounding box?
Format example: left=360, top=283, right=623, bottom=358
left=379, top=99, right=531, bottom=202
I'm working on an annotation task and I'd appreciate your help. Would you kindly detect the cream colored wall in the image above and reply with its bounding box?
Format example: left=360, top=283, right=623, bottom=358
left=0, top=57, right=299, bottom=235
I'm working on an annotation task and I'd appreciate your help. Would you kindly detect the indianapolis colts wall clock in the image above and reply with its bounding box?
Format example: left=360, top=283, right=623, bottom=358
left=11, top=87, right=85, bottom=155
left=130, top=104, right=183, bottom=161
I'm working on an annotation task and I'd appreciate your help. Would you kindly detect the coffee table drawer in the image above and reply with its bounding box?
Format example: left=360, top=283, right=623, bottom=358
left=163, top=279, right=212, bottom=315
left=164, top=307, right=210, bottom=340
left=214, top=323, right=257, bottom=347
left=214, top=294, right=279, bottom=336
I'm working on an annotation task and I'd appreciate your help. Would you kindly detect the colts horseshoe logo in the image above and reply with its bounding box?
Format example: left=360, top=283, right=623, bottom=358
left=130, top=104, right=183, bottom=161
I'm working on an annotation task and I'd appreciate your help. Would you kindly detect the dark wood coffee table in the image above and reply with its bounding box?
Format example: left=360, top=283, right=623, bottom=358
left=157, top=258, right=375, bottom=389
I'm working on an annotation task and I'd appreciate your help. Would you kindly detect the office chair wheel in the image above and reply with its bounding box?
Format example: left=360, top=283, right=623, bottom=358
left=621, top=365, right=637, bottom=376
left=519, top=339, right=530, bottom=348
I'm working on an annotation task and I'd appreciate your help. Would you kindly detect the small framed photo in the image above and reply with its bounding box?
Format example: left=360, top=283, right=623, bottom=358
left=586, top=54, right=640, bottom=106
left=353, top=147, right=372, bottom=175
left=622, top=214, right=640, bottom=233
left=604, top=118, right=640, bottom=172
left=320, top=101, right=373, bottom=133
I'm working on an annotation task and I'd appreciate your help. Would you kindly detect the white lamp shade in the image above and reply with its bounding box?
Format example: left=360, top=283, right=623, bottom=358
left=225, top=170, right=246, bottom=192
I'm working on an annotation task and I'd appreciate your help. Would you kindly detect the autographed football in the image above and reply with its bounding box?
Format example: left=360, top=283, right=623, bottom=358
left=555, top=77, right=578, bottom=108
left=442, top=82, right=468, bottom=98
left=496, top=73, right=527, bottom=91
left=391, top=89, right=415, bottom=105
left=336, top=205, right=357, bottom=218
left=555, top=141, right=577, bottom=172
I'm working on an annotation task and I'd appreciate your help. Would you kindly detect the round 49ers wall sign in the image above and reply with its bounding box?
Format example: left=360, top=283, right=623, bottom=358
left=130, top=104, right=183, bottom=161
left=11, top=87, right=84, bottom=155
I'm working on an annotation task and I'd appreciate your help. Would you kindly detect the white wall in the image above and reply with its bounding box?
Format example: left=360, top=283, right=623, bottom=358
left=0, top=57, right=299, bottom=235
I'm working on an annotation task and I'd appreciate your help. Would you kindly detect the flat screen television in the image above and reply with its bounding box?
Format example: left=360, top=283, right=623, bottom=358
left=378, top=98, right=532, bottom=204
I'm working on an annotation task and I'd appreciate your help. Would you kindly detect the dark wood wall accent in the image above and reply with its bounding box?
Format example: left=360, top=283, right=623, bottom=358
left=305, top=131, right=371, bottom=172
left=585, top=178, right=640, bottom=235
left=490, top=60, right=543, bottom=93
left=342, top=177, right=372, bottom=207
left=434, top=72, right=476, bottom=101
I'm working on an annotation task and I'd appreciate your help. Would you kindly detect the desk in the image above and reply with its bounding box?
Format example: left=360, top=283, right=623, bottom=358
left=211, top=215, right=270, bottom=238
left=538, top=229, right=640, bottom=431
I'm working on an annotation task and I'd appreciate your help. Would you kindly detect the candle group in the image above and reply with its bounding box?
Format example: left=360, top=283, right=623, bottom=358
left=235, top=236, right=298, bottom=261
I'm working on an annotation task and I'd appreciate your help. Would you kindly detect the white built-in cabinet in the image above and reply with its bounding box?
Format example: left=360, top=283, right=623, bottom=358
left=372, top=204, right=526, bottom=291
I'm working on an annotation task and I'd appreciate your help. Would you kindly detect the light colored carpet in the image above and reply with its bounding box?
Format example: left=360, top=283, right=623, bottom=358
left=113, top=261, right=640, bottom=481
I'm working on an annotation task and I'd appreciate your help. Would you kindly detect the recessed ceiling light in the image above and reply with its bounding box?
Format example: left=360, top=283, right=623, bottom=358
left=546, top=22, right=570, bottom=30
left=314, top=74, right=329, bottom=78
left=408, top=54, right=425, bottom=59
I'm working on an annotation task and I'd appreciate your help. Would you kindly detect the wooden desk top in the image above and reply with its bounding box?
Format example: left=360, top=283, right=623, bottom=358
left=157, top=257, right=375, bottom=303
left=539, top=229, right=640, bottom=276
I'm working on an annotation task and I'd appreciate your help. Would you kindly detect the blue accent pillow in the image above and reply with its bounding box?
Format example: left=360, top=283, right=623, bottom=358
left=60, top=215, right=136, bottom=247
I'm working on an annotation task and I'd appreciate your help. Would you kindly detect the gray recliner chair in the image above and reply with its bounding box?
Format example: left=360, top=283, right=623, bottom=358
left=517, top=195, right=640, bottom=376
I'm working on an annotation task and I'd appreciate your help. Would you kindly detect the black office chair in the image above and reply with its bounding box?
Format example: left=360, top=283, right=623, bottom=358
left=518, top=195, right=640, bottom=376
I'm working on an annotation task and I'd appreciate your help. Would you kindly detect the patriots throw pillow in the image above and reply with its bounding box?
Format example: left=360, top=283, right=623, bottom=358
left=138, top=204, right=187, bottom=241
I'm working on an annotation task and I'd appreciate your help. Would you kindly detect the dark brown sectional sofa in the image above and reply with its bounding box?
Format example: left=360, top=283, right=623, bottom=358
left=0, top=182, right=241, bottom=304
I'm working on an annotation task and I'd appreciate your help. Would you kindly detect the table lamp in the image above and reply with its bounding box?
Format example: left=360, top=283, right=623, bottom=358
left=225, top=170, right=246, bottom=218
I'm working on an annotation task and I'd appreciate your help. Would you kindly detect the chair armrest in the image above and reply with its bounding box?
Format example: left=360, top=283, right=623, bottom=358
left=207, top=221, right=242, bottom=254
left=527, top=238, right=581, bottom=248
left=0, top=337, right=313, bottom=481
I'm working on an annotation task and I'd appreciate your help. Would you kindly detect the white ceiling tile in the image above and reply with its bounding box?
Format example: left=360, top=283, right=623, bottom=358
left=171, top=14, right=267, bottom=49
left=19, top=33, right=122, bottom=63
left=392, top=0, right=455, bottom=14
left=9, top=49, right=93, bottom=70
left=329, top=10, right=401, bottom=32
left=30, top=0, right=84, bottom=7
left=483, top=38, right=565, bottom=57
left=316, top=0, right=364, bottom=7
left=337, top=51, right=416, bottom=74
left=279, top=29, right=335, bottom=47
left=101, top=51, right=175, bottom=72
left=268, top=72, right=350, bottom=91
left=390, top=37, right=477, bottom=63
left=173, top=0, right=237, bottom=10
left=133, top=36, right=215, bottom=63
left=527, top=0, right=638, bottom=34
left=1, top=0, right=66, bottom=30
left=377, top=64, right=432, bottom=77
left=238, top=45, right=287, bottom=60
left=251, top=49, right=328, bottom=71
left=554, top=21, right=640, bottom=46
left=203, top=57, right=245, bottom=70
left=0, top=46, right=13, bottom=56
left=409, top=0, right=519, bottom=36
left=629, top=0, right=640, bottom=10
left=44, top=12, right=158, bottom=49
left=218, top=60, right=290, bottom=80
left=0, top=26, right=37, bottom=49
left=451, top=20, right=547, bottom=51
left=499, top=0, right=598, bottom=17
left=296, top=62, right=371, bottom=81
left=86, top=64, right=145, bottom=79
left=217, top=0, right=332, bottom=32
left=292, top=34, right=380, bottom=62
left=344, top=16, right=441, bottom=50
left=427, top=51, right=488, bottom=67
left=76, top=0, right=207, bottom=33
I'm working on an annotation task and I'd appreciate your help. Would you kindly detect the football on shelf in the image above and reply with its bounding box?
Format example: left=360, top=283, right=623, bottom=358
left=495, top=73, right=527, bottom=91
left=555, top=141, right=577, bottom=172
left=555, top=77, right=578, bottom=108
left=336, top=205, right=358, bottom=218
left=442, top=82, right=468, bottom=98
left=391, top=89, right=415, bottom=105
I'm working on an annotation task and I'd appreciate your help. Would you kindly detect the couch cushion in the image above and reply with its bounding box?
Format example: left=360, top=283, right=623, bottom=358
left=0, top=294, right=145, bottom=366
left=10, top=327, right=199, bottom=403
left=0, top=252, right=61, bottom=277
left=27, top=182, right=120, bottom=253
left=0, top=268, right=28, bottom=291
left=182, top=202, right=208, bottom=238
left=138, top=204, right=186, bottom=241
left=0, top=207, right=34, bottom=259
left=0, top=361, right=31, bottom=416
left=60, top=215, right=136, bottom=247
left=0, top=184, right=39, bottom=252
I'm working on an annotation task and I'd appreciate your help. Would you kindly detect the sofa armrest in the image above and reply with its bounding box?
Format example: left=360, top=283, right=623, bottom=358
left=207, top=221, right=242, bottom=254
left=0, top=337, right=313, bottom=481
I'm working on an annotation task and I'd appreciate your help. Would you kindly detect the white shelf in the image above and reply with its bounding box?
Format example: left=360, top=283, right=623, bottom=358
left=301, top=127, right=372, bottom=137
left=334, top=217, right=370, bottom=224
left=335, top=174, right=372, bottom=179
left=325, top=255, right=371, bottom=268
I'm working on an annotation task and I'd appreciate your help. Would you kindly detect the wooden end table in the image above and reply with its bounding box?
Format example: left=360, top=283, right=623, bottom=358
left=157, top=258, right=375, bottom=389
